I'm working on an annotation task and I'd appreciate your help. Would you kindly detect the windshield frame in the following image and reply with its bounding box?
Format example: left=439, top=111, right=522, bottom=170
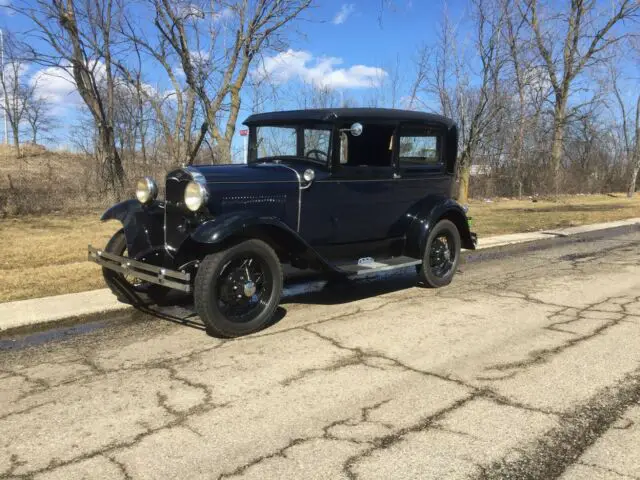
left=247, top=123, right=333, bottom=168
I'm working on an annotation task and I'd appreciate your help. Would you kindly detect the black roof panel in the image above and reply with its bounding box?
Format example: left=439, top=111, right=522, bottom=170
left=243, top=108, right=455, bottom=128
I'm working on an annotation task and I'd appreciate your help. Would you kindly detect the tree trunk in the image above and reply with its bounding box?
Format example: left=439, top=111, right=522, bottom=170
left=550, top=97, right=567, bottom=196
left=628, top=166, right=639, bottom=198
left=630, top=96, right=640, bottom=198
left=12, top=124, right=20, bottom=158
left=99, top=125, right=125, bottom=200
left=456, top=153, right=471, bottom=204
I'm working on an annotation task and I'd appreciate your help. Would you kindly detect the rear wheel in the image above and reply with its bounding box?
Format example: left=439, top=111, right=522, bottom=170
left=194, top=239, right=283, bottom=338
left=102, top=229, right=169, bottom=305
left=417, top=219, right=461, bottom=288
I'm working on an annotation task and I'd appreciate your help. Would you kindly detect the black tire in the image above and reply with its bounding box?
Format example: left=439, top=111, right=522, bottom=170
left=194, top=239, right=283, bottom=338
left=417, top=219, right=461, bottom=288
left=102, top=229, right=169, bottom=306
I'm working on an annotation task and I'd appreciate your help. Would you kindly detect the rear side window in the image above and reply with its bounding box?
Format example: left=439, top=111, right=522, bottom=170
left=399, top=128, right=442, bottom=167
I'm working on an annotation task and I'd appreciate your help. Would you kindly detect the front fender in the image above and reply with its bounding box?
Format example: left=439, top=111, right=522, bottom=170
left=101, top=199, right=165, bottom=258
left=190, top=211, right=335, bottom=271
left=404, top=197, right=476, bottom=258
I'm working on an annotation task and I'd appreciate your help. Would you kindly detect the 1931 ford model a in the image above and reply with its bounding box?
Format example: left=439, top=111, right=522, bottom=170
left=89, top=108, right=477, bottom=337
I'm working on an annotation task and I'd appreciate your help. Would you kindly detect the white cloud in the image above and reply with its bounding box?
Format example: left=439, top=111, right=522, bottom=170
left=213, top=6, right=233, bottom=22
left=28, top=62, right=157, bottom=112
left=332, top=3, right=355, bottom=25
left=29, top=66, right=79, bottom=106
left=255, top=49, right=387, bottom=89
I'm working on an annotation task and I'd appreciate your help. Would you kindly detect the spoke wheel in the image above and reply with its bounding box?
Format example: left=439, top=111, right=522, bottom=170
left=195, top=239, right=283, bottom=338
left=102, top=229, right=169, bottom=305
left=121, top=246, right=148, bottom=290
left=417, top=219, right=461, bottom=288
left=429, top=233, right=455, bottom=278
left=216, top=255, right=273, bottom=324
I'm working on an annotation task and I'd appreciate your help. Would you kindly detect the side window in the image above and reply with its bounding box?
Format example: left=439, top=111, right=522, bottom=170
left=303, top=128, right=331, bottom=160
left=338, top=124, right=394, bottom=167
left=399, top=130, right=442, bottom=167
left=256, top=126, right=296, bottom=158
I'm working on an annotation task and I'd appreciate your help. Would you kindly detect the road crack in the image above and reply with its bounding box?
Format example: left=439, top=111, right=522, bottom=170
left=474, top=367, right=640, bottom=480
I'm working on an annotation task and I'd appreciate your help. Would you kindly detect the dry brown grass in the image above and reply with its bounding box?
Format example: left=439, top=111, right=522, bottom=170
left=1, top=193, right=639, bottom=303
left=468, top=193, right=640, bottom=236
left=0, top=213, right=119, bottom=302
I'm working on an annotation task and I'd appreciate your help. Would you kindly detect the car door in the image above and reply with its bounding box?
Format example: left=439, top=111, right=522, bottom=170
left=300, top=122, right=404, bottom=247
left=396, top=124, right=451, bottom=197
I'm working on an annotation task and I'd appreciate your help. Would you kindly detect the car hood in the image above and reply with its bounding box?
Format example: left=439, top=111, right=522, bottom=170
left=189, top=163, right=300, bottom=185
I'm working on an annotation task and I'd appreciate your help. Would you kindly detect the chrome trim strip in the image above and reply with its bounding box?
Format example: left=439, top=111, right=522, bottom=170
left=183, top=176, right=448, bottom=184
left=273, top=164, right=302, bottom=232
left=340, top=259, right=422, bottom=276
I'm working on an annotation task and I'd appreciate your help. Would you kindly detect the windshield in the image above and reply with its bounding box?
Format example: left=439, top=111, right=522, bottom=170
left=251, top=125, right=331, bottom=165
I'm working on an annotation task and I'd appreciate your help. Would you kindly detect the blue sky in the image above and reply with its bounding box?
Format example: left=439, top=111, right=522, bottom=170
left=0, top=0, right=636, bottom=157
left=0, top=1, right=466, bottom=149
left=296, top=1, right=460, bottom=67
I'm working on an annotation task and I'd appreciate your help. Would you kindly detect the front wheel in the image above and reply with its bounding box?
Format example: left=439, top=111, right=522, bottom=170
left=417, top=219, right=461, bottom=288
left=102, top=229, right=170, bottom=305
left=194, top=239, right=283, bottom=338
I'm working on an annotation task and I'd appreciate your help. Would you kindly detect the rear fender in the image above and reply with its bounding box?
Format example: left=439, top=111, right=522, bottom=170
left=100, top=199, right=165, bottom=258
left=404, top=197, right=476, bottom=258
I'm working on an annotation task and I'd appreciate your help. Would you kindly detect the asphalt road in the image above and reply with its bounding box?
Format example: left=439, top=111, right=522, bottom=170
left=1, top=229, right=640, bottom=480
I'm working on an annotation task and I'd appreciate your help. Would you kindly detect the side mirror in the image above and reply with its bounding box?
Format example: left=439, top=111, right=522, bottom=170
left=340, top=122, right=363, bottom=137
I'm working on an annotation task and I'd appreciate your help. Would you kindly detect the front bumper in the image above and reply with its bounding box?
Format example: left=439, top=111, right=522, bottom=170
left=88, top=245, right=192, bottom=292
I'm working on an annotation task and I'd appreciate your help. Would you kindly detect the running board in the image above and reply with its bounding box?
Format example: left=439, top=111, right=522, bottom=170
left=334, top=256, right=421, bottom=276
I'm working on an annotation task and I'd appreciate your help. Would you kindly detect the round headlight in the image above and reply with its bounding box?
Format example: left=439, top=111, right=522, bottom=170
left=135, top=177, right=158, bottom=204
left=184, top=181, right=208, bottom=212
left=303, top=168, right=315, bottom=182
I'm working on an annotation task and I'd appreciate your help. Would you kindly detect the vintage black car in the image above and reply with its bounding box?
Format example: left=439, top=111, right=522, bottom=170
left=89, top=108, right=476, bottom=337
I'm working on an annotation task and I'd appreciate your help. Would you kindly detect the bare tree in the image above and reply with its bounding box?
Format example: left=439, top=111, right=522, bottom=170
left=115, top=13, right=198, bottom=165
left=0, top=32, right=33, bottom=157
left=151, top=0, right=312, bottom=164
left=522, top=0, right=639, bottom=194
left=609, top=63, right=640, bottom=197
left=16, top=0, right=127, bottom=197
left=417, top=0, right=506, bottom=203
left=25, top=93, right=55, bottom=144
left=503, top=0, right=534, bottom=197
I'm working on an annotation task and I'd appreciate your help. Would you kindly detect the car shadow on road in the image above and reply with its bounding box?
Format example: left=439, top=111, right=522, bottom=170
left=281, top=270, right=419, bottom=307
left=133, top=269, right=419, bottom=334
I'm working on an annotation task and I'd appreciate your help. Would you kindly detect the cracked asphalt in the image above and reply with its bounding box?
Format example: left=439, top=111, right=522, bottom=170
left=1, top=229, right=640, bottom=479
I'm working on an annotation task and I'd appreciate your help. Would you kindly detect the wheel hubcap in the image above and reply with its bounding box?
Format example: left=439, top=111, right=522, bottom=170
left=429, top=233, right=455, bottom=278
left=243, top=281, right=256, bottom=297
left=216, top=256, right=271, bottom=323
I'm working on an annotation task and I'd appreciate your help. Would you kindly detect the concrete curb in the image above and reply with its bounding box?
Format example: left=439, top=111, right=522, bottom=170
left=1, top=217, right=639, bottom=334
left=0, top=289, right=129, bottom=333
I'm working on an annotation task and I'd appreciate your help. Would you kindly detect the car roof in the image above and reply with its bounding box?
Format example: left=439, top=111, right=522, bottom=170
left=243, top=108, right=455, bottom=128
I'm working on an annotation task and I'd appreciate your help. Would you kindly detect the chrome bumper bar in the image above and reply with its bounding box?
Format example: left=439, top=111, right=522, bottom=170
left=88, top=245, right=192, bottom=292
